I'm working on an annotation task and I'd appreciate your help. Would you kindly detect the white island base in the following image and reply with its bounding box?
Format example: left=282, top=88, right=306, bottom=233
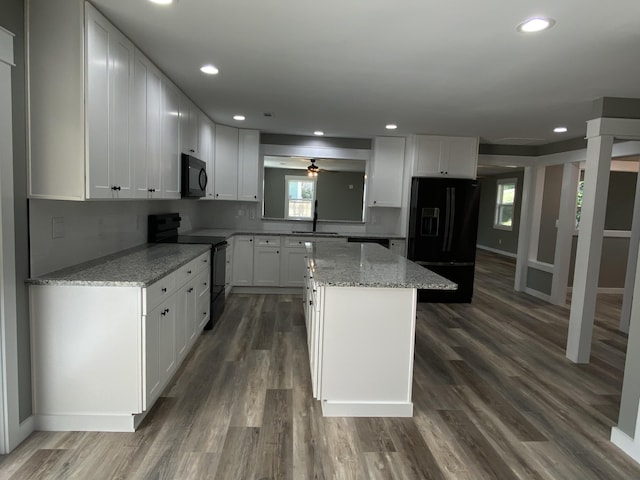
left=310, top=286, right=417, bottom=417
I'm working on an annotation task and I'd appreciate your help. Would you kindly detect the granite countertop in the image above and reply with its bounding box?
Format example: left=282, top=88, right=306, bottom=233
left=27, top=244, right=211, bottom=287
left=306, top=242, right=457, bottom=290
left=182, top=228, right=406, bottom=240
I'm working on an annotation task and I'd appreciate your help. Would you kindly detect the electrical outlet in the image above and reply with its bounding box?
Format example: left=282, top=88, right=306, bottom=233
left=52, top=217, right=65, bottom=239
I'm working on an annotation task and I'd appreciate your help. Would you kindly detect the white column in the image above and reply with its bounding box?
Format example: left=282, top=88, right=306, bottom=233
left=515, top=166, right=545, bottom=291
left=566, top=135, right=613, bottom=363
left=550, top=163, right=580, bottom=305
left=0, top=25, right=16, bottom=454
left=620, top=170, right=640, bottom=333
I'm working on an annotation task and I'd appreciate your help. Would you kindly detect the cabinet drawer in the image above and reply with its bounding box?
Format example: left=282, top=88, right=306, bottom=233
left=144, top=272, right=176, bottom=314
left=175, top=251, right=210, bottom=286
left=254, top=235, right=281, bottom=247
left=284, top=237, right=309, bottom=248
left=197, top=294, right=210, bottom=329
left=195, top=270, right=210, bottom=297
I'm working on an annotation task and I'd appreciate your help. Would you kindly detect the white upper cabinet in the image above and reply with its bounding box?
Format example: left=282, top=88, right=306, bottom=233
left=161, top=80, right=181, bottom=199
left=199, top=113, right=216, bottom=199
left=237, top=129, right=260, bottom=202
left=133, top=50, right=162, bottom=198
left=413, top=135, right=478, bottom=178
left=180, top=95, right=200, bottom=158
left=214, top=124, right=239, bottom=200
left=85, top=5, right=135, bottom=199
left=367, top=136, right=406, bottom=207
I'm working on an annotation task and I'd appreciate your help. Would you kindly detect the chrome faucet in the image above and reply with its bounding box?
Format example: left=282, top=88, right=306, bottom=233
left=313, top=199, right=318, bottom=232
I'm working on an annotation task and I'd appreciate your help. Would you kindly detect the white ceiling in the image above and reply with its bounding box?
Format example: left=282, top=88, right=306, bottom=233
left=90, top=0, right=640, bottom=145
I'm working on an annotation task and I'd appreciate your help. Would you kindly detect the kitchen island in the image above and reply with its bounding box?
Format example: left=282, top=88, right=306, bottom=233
left=303, top=242, right=456, bottom=417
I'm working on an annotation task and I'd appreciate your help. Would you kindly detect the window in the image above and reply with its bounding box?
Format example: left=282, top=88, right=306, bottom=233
left=284, top=176, right=316, bottom=220
left=494, top=178, right=517, bottom=230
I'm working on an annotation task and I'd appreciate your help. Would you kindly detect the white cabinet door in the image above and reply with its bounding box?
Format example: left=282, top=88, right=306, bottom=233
left=389, top=239, right=406, bottom=257
left=237, top=129, right=260, bottom=201
left=253, top=247, right=281, bottom=286
left=175, top=282, right=196, bottom=362
left=280, top=245, right=307, bottom=287
left=414, top=135, right=478, bottom=178
left=225, top=240, right=233, bottom=296
left=233, top=235, right=254, bottom=286
left=86, top=7, right=135, bottom=199
left=368, top=136, right=405, bottom=207
left=161, top=80, right=181, bottom=199
left=144, top=307, right=161, bottom=409
left=133, top=51, right=162, bottom=198
left=446, top=137, right=478, bottom=178
left=214, top=124, right=239, bottom=200
left=180, top=95, right=200, bottom=157
left=158, top=295, right=177, bottom=382
left=199, top=114, right=215, bottom=199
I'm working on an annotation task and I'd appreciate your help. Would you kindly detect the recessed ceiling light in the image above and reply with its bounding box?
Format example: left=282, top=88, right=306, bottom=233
left=386, top=124, right=398, bottom=130
left=554, top=126, right=568, bottom=133
left=314, top=131, right=324, bottom=136
left=200, top=64, right=219, bottom=75
left=516, top=17, right=556, bottom=33
left=233, top=115, right=245, bottom=121
left=148, top=0, right=173, bottom=5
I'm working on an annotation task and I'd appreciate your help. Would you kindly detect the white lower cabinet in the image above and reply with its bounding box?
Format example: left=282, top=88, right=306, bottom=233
left=390, top=239, right=406, bottom=256
left=233, top=235, right=254, bottom=286
left=280, top=237, right=308, bottom=287
left=30, top=250, right=210, bottom=432
left=253, top=236, right=281, bottom=286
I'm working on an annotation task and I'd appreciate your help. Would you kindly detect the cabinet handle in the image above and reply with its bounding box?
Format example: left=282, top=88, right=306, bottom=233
left=254, top=195, right=257, bottom=199
left=309, top=300, right=313, bottom=306
left=189, top=149, right=195, bottom=153
left=373, top=200, right=377, bottom=204
left=111, top=185, right=121, bottom=191
left=187, top=269, right=192, bottom=274
left=249, top=239, right=253, bottom=242
left=148, top=188, right=156, bottom=193
left=161, top=287, right=167, bottom=293
left=188, top=287, right=194, bottom=293
left=276, top=250, right=279, bottom=254
left=203, top=282, right=208, bottom=286
left=216, top=193, right=219, bottom=197
left=161, top=308, right=169, bottom=316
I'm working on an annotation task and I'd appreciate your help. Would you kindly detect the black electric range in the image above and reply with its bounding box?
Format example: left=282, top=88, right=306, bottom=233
left=148, top=213, right=227, bottom=329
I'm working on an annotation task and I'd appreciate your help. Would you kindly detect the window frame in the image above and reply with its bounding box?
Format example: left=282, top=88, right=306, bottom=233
left=493, top=177, right=517, bottom=231
left=284, top=175, right=317, bottom=220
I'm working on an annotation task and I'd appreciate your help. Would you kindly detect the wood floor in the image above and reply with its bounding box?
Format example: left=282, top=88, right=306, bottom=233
left=2, top=249, right=640, bottom=479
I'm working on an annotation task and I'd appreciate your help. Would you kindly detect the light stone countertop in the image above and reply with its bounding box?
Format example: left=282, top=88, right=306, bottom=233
left=182, top=228, right=405, bottom=240
left=27, top=243, right=211, bottom=287
left=306, top=242, right=458, bottom=290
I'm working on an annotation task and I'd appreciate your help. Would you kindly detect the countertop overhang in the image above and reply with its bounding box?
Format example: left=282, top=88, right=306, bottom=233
left=306, top=242, right=457, bottom=290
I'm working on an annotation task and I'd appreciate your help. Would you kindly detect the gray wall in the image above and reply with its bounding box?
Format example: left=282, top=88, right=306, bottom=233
left=2, top=0, right=31, bottom=422
left=476, top=170, right=524, bottom=255
left=263, top=167, right=365, bottom=221
left=537, top=164, right=564, bottom=264
left=605, top=171, right=636, bottom=230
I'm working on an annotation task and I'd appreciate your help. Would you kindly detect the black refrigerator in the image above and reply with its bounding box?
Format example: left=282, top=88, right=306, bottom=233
left=407, top=177, right=480, bottom=303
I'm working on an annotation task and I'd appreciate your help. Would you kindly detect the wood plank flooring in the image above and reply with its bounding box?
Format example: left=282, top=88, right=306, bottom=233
left=2, top=249, right=640, bottom=479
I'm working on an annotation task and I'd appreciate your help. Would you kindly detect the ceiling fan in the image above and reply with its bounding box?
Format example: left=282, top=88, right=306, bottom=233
left=307, top=158, right=319, bottom=177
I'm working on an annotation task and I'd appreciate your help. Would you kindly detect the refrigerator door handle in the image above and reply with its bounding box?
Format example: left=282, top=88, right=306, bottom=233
left=443, top=187, right=451, bottom=252
left=447, top=187, right=456, bottom=251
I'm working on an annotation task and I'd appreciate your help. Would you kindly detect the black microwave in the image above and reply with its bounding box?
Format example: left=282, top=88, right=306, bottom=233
left=181, top=154, right=208, bottom=198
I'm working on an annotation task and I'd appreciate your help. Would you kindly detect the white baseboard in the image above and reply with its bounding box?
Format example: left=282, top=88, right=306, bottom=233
left=476, top=244, right=517, bottom=258
left=567, top=287, right=624, bottom=294
left=34, top=413, right=139, bottom=432
left=611, top=427, right=640, bottom=465
left=524, top=287, right=552, bottom=302
left=231, top=286, right=302, bottom=295
left=321, top=400, right=413, bottom=417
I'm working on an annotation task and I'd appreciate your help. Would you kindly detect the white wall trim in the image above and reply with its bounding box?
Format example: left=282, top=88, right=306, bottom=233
left=476, top=244, right=517, bottom=258
left=527, top=260, right=554, bottom=273
left=261, top=143, right=371, bottom=161
left=587, top=118, right=640, bottom=139
left=567, top=287, right=624, bottom=295
left=611, top=427, right=640, bottom=466
left=524, top=287, right=552, bottom=302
